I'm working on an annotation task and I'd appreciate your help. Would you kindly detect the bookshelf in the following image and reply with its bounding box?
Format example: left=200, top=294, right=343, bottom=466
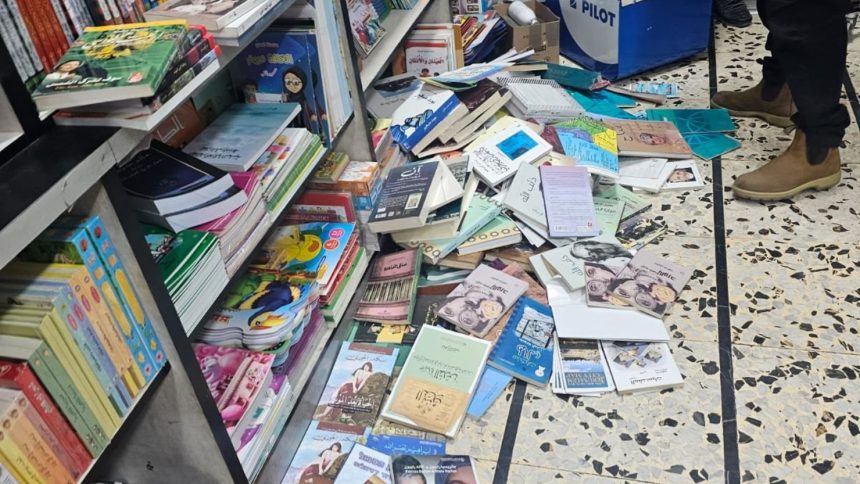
left=0, top=0, right=448, bottom=482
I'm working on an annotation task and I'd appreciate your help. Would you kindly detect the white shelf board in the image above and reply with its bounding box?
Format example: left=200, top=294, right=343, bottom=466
left=0, top=132, right=23, bottom=152
left=359, top=0, right=431, bottom=91
left=182, top=145, right=327, bottom=336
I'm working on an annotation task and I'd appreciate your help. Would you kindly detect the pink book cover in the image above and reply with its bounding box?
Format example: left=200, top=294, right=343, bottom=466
left=194, top=171, right=260, bottom=233
left=193, top=344, right=274, bottom=430
left=355, top=249, right=420, bottom=325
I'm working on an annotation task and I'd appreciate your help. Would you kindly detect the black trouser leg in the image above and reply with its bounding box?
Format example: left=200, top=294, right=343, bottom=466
left=757, top=0, right=851, bottom=161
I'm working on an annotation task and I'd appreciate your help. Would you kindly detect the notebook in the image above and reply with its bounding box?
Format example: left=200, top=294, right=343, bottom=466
left=487, top=297, right=555, bottom=386
left=500, top=78, right=585, bottom=122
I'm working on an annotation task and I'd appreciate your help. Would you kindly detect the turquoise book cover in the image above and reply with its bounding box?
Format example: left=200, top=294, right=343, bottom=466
left=645, top=108, right=736, bottom=134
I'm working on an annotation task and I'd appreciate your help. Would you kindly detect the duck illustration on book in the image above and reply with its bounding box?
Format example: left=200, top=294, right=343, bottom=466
left=225, top=273, right=304, bottom=329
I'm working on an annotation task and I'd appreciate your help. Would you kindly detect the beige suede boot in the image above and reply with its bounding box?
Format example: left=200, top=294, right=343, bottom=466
left=732, top=130, right=842, bottom=201
left=711, top=81, right=795, bottom=128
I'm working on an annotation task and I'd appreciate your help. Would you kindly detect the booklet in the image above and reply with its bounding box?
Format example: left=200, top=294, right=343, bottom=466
left=540, top=165, right=600, bottom=238
left=602, top=341, right=684, bottom=394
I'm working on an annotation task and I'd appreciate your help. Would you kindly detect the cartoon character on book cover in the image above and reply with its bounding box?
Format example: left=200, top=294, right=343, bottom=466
left=214, top=272, right=316, bottom=333
left=314, top=344, right=398, bottom=427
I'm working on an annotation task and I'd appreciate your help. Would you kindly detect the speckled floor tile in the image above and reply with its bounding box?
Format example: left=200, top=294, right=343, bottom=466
left=713, top=18, right=768, bottom=54
left=726, top=238, right=860, bottom=354
left=721, top=162, right=860, bottom=242
left=636, top=160, right=717, bottom=239
left=446, top=376, right=513, bottom=459
left=732, top=346, right=860, bottom=482
left=623, top=55, right=711, bottom=106
left=472, top=457, right=497, bottom=483
left=645, top=237, right=719, bottom=343
left=508, top=462, right=662, bottom=483
left=510, top=340, right=725, bottom=483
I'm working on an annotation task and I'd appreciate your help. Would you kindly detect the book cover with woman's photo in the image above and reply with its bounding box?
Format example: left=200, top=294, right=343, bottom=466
left=284, top=421, right=369, bottom=484
left=32, top=21, right=189, bottom=111
left=390, top=455, right=480, bottom=484
left=314, top=343, right=399, bottom=427
left=609, top=250, right=693, bottom=318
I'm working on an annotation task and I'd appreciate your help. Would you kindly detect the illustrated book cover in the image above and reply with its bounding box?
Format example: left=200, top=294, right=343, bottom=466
left=487, top=297, right=555, bottom=386
left=602, top=341, right=683, bottom=394
left=436, top=264, right=528, bottom=338
left=610, top=250, right=693, bottom=318
left=355, top=249, right=422, bottom=325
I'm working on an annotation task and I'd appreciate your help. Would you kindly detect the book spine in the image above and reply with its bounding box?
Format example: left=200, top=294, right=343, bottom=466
left=12, top=0, right=54, bottom=70
left=47, top=303, right=129, bottom=417
left=33, top=345, right=110, bottom=450
left=27, top=353, right=104, bottom=456
left=71, top=0, right=95, bottom=26
left=38, top=319, right=119, bottom=434
left=0, top=4, right=30, bottom=81
left=4, top=395, right=75, bottom=484
left=153, top=46, right=218, bottom=105
left=59, top=0, right=85, bottom=37
left=34, top=0, right=68, bottom=65
left=4, top=0, right=43, bottom=74
left=0, top=459, right=23, bottom=484
left=78, top=216, right=167, bottom=373
left=0, top=418, right=45, bottom=484
left=105, top=0, right=122, bottom=22
left=21, top=400, right=83, bottom=479
left=48, top=0, right=75, bottom=44
left=0, top=362, right=92, bottom=464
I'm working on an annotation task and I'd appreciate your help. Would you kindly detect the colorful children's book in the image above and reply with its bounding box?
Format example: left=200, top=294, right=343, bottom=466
left=314, top=343, right=398, bottom=427
left=252, top=222, right=357, bottom=286
left=487, top=298, right=555, bottom=386
left=602, top=341, right=684, bottom=394
left=553, top=118, right=619, bottom=178
left=437, top=265, right=529, bottom=338
left=610, top=250, right=693, bottom=318
left=355, top=250, right=422, bottom=325
left=32, top=21, right=188, bottom=111
left=284, top=421, right=368, bottom=483
left=381, top=326, right=491, bottom=437
left=540, top=165, right=600, bottom=238
left=184, top=103, right=301, bottom=171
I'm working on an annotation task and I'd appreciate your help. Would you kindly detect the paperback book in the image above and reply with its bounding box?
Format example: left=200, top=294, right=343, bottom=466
left=333, top=444, right=391, bottom=483
left=390, top=455, right=480, bottom=484
left=552, top=336, right=615, bottom=395
left=602, top=341, right=684, bottom=394
left=604, top=119, right=693, bottom=158
left=252, top=222, right=357, bottom=286
left=540, top=165, right=600, bottom=238
left=467, top=124, right=552, bottom=187
left=487, top=297, right=555, bottom=386
left=610, top=250, right=693, bottom=318
left=355, top=250, right=422, bottom=325
left=437, top=264, right=528, bottom=338
left=284, top=421, right=369, bottom=483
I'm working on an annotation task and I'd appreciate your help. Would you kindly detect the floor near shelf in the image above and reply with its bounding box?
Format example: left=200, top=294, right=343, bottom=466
left=441, top=19, right=860, bottom=484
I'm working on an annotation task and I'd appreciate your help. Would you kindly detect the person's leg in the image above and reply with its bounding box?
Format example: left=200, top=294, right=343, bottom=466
left=711, top=0, right=796, bottom=127
left=732, top=0, right=850, bottom=200
left=714, top=0, right=753, bottom=28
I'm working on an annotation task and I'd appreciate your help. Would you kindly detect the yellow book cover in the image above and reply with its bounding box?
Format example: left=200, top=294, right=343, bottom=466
left=0, top=312, right=118, bottom=434
left=0, top=453, right=26, bottom=483
left=0, top=390, right=74, bottom=484
left=0, top=306, right=124, bottom=424
left=10, top=262, right=141, bottom=397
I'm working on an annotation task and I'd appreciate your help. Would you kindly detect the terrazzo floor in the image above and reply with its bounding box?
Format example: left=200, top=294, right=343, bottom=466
left=444, top=19, right=860, bottom=484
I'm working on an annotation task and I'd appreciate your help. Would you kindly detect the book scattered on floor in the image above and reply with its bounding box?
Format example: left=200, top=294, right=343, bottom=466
left=611, top=250, right=693, bottom=318
left=540, top=165, right=600, bottom=238
left=284, top=421, right=369, bottom=483
left=467, top=123, right=552, bottom=187
left=333, top=443, right=392, bottom=483
left=602, top=341, right=683, bottom=394
left=367, top=74, right=424, bottom=119
left=390, top=455, right=481, bottom=484
left=661, top=160, right=705, bottom=191
left=381, top=326, right=491, bottom=437
left=437, top=264, right=528, bottom=338
left=554, top=117, right=620, bottom=179
left=583, top=238, right=633, bottom=309
left=683, top=132, right=742, bottom=160
left=487, top=297, right=555, bottom=386
left=553, top=303, right=670, bottom=342
left=604, top=119, right=693, bottom=159
left=466, top=366, right=512, bottom=418
left=501, top=77, right=585, bottom=121
left=645, top=108, right=736, bottom=134
left=552, top=336, right=615, bottom=396
left=365, top=433, right=446, bottom=456
left=356, top=250, right=422, bottom=325
left=390, top=84, right=468, bottom=154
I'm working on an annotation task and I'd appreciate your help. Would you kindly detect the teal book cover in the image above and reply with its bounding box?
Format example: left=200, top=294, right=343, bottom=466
left=683, top=132, right=742, bottom=160
left=645, top=108, right=736, bottom=134
left=487, top=297, right=555, bottom=386
left=544, top=64, right=600, bottom=91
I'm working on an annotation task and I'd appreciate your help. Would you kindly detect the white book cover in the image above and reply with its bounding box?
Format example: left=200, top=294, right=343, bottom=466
left=552, top=303, right=670, bottom=342
left=366, top=74, right=423, bottom=119
left=333, top=444, right=391, bottom=484
left=660, top=160, right=705, bottom=191
left=618, top=157, right=671, bottom=192
left=467, top=125, right=551, bottom=187
left=502, top=162, right=547, bottom=230
left=391, top=85, right=464, bottom=153
left=540, top=233, right=626, bottom=291
left=602, top=341, right=683, bottom=394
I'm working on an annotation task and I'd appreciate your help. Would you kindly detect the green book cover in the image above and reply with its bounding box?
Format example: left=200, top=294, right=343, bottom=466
left=142, top=225, right=217, bottom=290
left=381, top=326, right=491, bottom=437
left=32, top=21, right=188, bottom=109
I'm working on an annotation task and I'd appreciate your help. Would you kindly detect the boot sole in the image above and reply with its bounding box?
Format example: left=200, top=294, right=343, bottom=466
left=710, top=99, right=794, bottom=128
left=732, top=172, right=842, bottom=201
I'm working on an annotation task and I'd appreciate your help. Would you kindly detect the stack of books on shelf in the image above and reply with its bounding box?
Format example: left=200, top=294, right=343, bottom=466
left=0, top=216, right=166, bottom=483
left=39, top=21, right=222, bottom=126
left=144, top=0, right=287, bottom=45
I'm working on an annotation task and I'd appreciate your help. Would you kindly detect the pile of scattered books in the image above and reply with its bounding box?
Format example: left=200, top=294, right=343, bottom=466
left=0, top=216, right=167, bottom=484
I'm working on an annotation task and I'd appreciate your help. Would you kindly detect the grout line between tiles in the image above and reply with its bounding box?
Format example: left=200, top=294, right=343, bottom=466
left=709, top=24, right=742, bottom=484
left=492, top=380, right=527, bottom=484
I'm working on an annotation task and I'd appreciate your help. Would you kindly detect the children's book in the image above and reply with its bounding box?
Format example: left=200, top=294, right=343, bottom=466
left=466, top=366, right=512, bottom=418
left=347, top=0, right=387, bottom=56
left=390, top=455, right=480, bottom=484
left=610, top=250, right=693, bottom=318
left=540, top=165, right=600, bottom=238
left=604, top=119, right=693, bottom=158
left=251, top=222, right=357, bottom=286
left=184, top=103, right=301, bottom=171
left=467, top=124, right=552, bottom=187
left=284, top=421, right=369, bottom=483
left=355, top=250, right=422, bottom=325
left=553, top=118, right=619, bottom=178
left=645, top=108, right=736, bottom=134
left=437, top=265, right=528, bottom=338
left=333, top=444, right=392, bottom=483
left=381, top=326, right=491, bottom=437
left=314, top=343, right=398, bottom=427
left=32, top=21, right=188, bottom=111
left=602, top=341, right=683, bottom=394
left=487, top=298, right=555, bottom=386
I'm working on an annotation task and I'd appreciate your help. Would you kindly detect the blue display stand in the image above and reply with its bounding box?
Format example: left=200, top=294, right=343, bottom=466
left=544, top=0, right=713, bottom=80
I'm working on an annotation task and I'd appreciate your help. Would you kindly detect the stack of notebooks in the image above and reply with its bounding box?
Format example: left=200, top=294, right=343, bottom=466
left=0, top=216, right=167, bottom=484
left=47, top=22, right=222, bottom=128
left=143, top=225, right=228, bottom=332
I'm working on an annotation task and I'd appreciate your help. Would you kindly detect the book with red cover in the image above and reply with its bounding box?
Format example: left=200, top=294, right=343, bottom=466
left=284, top=191, right=357, bottom=224
left=0, top=360, right=92, bottom=465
